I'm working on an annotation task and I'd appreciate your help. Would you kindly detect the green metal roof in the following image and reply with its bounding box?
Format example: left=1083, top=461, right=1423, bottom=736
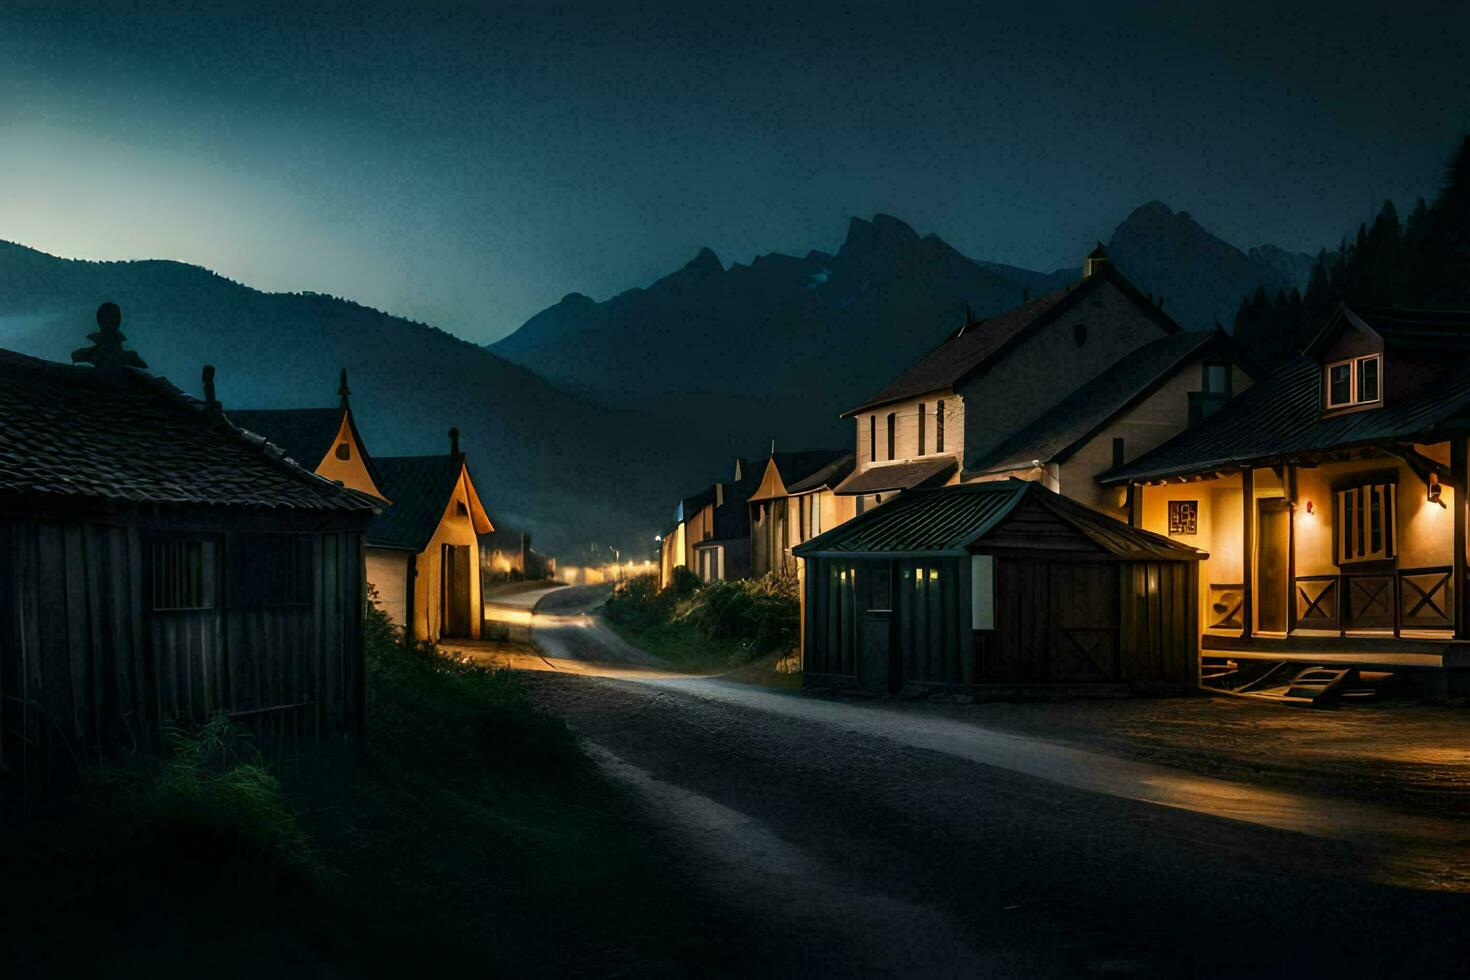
left=793, top=479, right=1204, bottom=561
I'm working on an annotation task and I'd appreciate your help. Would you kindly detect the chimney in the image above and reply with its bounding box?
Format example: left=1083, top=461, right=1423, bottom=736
left=1083, top=243, right=1109, bottom=279
left=338, top=368, right=351, bottom=407
left=449, top=426, right=460, bottom=455
left=201, top=365, right=221, bottom=414
left=72, top=302, right=148, bottom=379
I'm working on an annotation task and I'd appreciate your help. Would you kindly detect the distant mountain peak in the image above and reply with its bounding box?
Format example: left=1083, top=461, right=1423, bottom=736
left=839, top=213, right=921, bottom=259
left=683, top=247, right=723, bottom=274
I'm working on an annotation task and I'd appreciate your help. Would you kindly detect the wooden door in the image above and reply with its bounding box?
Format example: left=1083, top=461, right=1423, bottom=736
left=857, top=562, right=896, bottom=692
left=1046, top=562, right=1119, bottom=682
left=1257, top=501, right=1291, bottom=633
left=442, top=544, right=472, bottom=638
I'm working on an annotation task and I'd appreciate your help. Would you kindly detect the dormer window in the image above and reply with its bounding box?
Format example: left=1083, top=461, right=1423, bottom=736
left=1326, top=354, right=1381, bottom=410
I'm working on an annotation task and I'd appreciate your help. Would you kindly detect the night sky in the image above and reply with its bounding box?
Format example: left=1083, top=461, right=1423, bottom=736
left=3, top=2, right=1466, bottom=343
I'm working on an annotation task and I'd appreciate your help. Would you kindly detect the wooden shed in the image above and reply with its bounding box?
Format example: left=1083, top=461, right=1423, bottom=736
left=794, top=480, right=1205, bottom=696
left=0, top=305, right=378, bottom=789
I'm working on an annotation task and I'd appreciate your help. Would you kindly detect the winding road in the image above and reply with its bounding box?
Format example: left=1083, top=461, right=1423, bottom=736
left=493, top=585, right=1470, bottom=976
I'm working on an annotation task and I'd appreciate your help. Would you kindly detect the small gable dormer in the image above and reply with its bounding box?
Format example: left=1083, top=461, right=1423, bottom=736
left=1306, top=306, right=1386, bottom=417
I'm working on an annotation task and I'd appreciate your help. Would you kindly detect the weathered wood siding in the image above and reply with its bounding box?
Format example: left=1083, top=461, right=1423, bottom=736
left=0, top=519, right=364, bottom=786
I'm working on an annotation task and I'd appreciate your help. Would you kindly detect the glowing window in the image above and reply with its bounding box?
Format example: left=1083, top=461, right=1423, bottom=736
left=1337, top=482, right=1396, bottom=564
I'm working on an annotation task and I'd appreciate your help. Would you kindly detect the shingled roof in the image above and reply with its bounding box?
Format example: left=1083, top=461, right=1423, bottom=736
left=0, top=345, right=375, bottom=513
left=842, top=266, right=1180, bottom=417
left=229, top=369, right=386, bottom=495
left=1100, top=351, right=1470, bottom=485
left=794, top=480, right=1202, bottom=560
left=366, top=454, right=492, bottom=550
left=967, top=330, right=1231, bottom=477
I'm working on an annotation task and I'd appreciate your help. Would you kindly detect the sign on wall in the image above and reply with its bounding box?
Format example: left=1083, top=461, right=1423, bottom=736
left=1168, top=500, right=1198, bottom=536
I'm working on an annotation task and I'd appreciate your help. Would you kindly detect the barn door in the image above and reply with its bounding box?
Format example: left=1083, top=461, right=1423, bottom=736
left=1047, top=563, right=1120, bottom=682
left=442, top=544, right=472, bottom=638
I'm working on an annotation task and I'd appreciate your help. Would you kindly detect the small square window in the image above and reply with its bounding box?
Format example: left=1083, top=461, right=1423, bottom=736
left=335, top=442, right=351, bottom=460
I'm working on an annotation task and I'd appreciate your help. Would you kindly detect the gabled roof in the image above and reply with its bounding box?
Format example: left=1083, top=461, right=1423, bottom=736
left=967, top=330, right=1233, bottom=477
left=1303, top=304, right=1470, bottom=359
left=366, top=454, right=492, bottom=550
left=676, top=486, right=717, bottom=522
left=748, top=449, right=853, bottom=502
left=833, top=457, right=956, bottom=496
left=785, top=452, right=857, bottom=494
left=0, top=347, right=375, bottom=513
left=794, top=480, right=1202, bottom=560
left=227, top=406, right=345, bottom=471
left=1100, top=354, right=1470, bottom=485
left=842, top=266, right=1180, bottom=417
left=708, top=470, right=764, bottom=541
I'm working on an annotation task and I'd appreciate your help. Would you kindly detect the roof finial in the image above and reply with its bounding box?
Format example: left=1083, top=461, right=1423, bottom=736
left=72, top=302, right=148, bottom=378
left=449, top=426, right=461, bottom=456
left=338, top=368, right=351, bottom=407
left=770, top=438, right=776, bottom=456
left=202, top=365, right=220, bottom=414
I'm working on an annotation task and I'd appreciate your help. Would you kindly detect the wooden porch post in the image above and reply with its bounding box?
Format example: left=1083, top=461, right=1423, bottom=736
left=1455, top=437, right=1468, bottom=640
left=1241, top=467, right=1254, bottom=641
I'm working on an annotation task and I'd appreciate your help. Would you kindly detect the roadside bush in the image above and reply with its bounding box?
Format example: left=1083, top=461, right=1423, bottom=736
left=674, top=573, right=800, bottom=661
left=602, top=572, right=666, bottom=631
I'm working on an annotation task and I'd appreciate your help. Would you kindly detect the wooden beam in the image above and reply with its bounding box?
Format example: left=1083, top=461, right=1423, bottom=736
left=1128, top=481, right=1142, bottom=528
left=1455, top=437, right=1467, bottom=640
left=1241, top=467, right=1254, bottom=641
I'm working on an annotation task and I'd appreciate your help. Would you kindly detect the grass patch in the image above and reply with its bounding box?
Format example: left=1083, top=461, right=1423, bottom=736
left=1, top=606, right=731, bottom=977
left=607, top=618, right=746, bottom=672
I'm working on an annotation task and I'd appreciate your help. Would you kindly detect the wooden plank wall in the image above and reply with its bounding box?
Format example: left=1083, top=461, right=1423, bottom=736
left=0, top=520, right=364, bottom=789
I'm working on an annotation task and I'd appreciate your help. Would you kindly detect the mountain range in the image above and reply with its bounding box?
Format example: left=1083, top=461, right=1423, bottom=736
left=0, top=201, right=1311, bottom=556
left=491, top=202, right=1312, bottom=452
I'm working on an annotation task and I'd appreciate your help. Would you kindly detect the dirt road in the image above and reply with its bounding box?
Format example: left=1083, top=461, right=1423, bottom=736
left=514, top=593, right=1470, bottom=977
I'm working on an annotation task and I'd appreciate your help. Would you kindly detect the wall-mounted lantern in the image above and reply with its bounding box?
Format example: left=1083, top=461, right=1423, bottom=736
left=1429, top=471, right=1445, bottom=507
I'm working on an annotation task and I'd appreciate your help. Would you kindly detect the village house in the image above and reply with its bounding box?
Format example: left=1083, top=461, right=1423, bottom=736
left=229, top=369, right=388, bottom=501
left=0, top=305, right=376, bottom=785
left=660, top=459, right=749, bottom=587
left=794, top=480, right=1202, bottom=695
left=1102, top=305, right=1470, bottom=701
left=691, top=466, right=764, bottom=583
left=364, top=429, right=494, bottom=642
left=747, top=450, right=856, bottom=577
left=833, top=246, right=1252, bottom=514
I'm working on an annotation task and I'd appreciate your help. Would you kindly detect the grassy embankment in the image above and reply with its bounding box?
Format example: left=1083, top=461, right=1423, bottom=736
left=602, top=571, right=802, bottom=686
left=0, top=605, right=731, bottom=978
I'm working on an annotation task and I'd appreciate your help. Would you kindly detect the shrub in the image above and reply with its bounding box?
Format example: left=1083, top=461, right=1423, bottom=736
left=673, top=573, right=800, bottom=661
left=84, top=715, right=319, bottom=881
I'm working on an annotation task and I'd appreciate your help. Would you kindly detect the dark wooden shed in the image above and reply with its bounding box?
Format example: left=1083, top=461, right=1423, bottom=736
left=0, top=306, right=377, bottom=790
left=794, top=480, right=1205, bottom=696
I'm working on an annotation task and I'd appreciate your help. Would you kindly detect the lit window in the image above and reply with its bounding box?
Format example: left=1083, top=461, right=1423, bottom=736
left=1325, top=354, right=1382, bottom=409
left=1337, top=482, right=1396, bottom=564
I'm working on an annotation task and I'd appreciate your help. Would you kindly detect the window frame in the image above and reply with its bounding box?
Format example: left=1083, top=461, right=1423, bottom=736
left=148, top=537, right=218, bottom=612
left=1324, top=353, right=1383, bottom=410
left=935, top=400, right=945, bottom=453
left=886, top=412, right=896, bottom=460
left=918, top=402, right=927, bottom=456
left=1335, top=480, right=1396, bottom=565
